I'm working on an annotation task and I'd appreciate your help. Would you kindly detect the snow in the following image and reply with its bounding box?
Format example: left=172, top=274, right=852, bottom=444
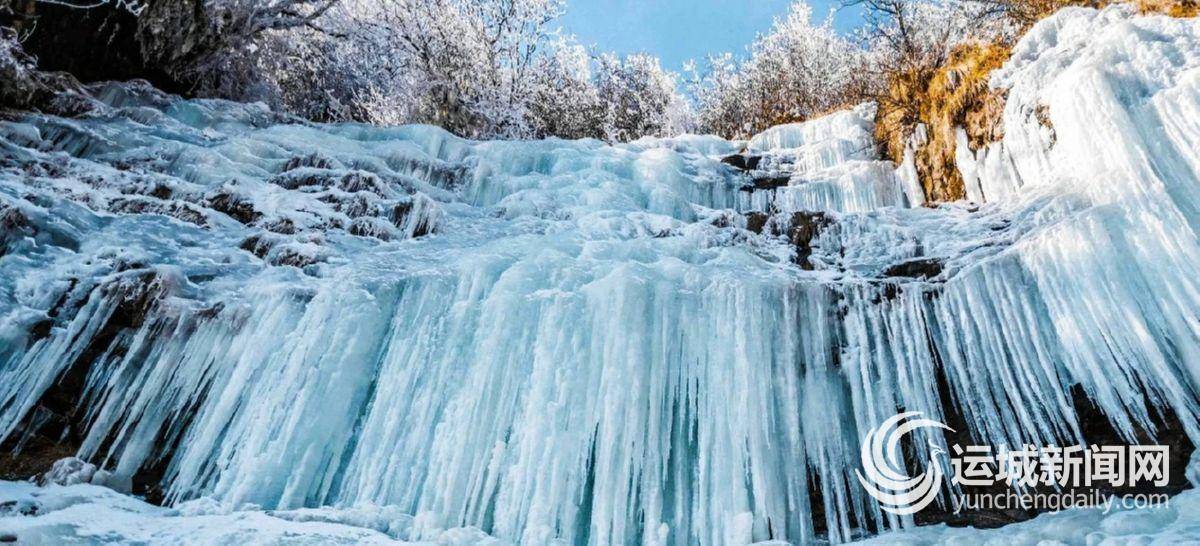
left=0, top=480, right=499, bottom=545
left=1, top=5, right=1200, bottom=545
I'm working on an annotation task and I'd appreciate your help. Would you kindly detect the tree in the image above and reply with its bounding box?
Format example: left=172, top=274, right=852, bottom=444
left=6, top=0, right=695, bottom=141
left=3, top=0, right=338, bottom=94
left=527, top=38, right=603, bottom=139
left=689, top=2, right=868, bottom=139
left=594, top=52, right=681, bottom=141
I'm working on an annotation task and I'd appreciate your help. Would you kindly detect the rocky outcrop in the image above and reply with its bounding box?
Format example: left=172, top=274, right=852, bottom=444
left=881, top=257, right=944, bottom=279
left=0, top=201, right=34, bottom=257
left=0, top=27, right=98, bottom=115
left=784, top=211, right=832, bottom=270
left=744, top=174, right=791, bottom=192
left=720, top=153, right=762, bottom=171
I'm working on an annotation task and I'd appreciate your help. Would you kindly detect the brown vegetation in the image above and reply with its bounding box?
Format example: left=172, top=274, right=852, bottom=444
left=996, top=0, right=1197, bottom=25
left=872, top=0, right=1195, bottom=203
left=875, top=42, right=1011, bottom=202
left=1136, top=0, right=1200, bottom=16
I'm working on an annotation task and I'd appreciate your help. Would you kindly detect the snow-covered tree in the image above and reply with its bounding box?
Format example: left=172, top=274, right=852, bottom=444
left=8, top=0, right=693, bottom=140
left=202, top=0, right=699, bottom=140
left=851, top=0, right=1013, bottom=72
left=594, top=53, right=685, bottom=141
left=527, top=39, right=604, bottom=139
left=689, top=2, right=868, bottom=139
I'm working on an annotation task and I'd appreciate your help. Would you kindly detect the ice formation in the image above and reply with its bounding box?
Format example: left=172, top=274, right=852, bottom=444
left=2, top=5, right=1200, bottom=545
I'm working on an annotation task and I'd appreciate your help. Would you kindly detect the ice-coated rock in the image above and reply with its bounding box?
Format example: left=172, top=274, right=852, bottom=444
left=40, top=457, right=97, bottom=487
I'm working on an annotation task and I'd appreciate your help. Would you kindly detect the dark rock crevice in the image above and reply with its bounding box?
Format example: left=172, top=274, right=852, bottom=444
left=882, top=258, right=944, bottom=280
left=3, top=0, right=182, bottom=91
left=720, top=153, right=761, bottom=171
left=784, top=211, right=832, bottom=270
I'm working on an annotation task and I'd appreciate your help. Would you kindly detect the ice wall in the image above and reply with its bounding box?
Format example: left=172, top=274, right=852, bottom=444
left=2, top=6, right=1200, bottom=545
left=745, top=103, right=922, bottom=213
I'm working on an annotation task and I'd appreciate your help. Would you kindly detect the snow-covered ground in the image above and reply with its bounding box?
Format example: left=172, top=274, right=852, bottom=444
left=3, top=477, right=1199, bottom=545
left=0, top=479, right=495, bottom=545
left=2, top=5, right=1199, bottom=545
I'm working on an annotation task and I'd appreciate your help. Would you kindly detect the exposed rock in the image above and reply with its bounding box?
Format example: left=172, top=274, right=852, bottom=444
left=1035, top=103, right=1056, bottom=147
left=909, top=377, right=1195, bottom=530
left=720, top=153, right=762, bottom=171
left=784, top=211, right=832, bottom=270
left=0, top=27, right=99, bottom=116
left=0, top=203, right=30, bottom=231
left=109, top=196, right=208, bottom=226
left=348, top=217, right=394, bottom=241
left=268, top=243, right=328, bottom=269
left=740, top=174, right=791, bottom=192
left=882, top=257, right=944, bottom=279
left=282, top=153, right=340, bottom=172
left=0, top=271, right=170, bottom=490
left=390, top=200, right=435, bottom=238
left=394, top=159, right=468, bottom=192
left=149, top=183, right=172, bottom=200
left=0, top=436, right=74, bottom=483
left=205, top=189, right=261, bottom=225
left=874, top=42, right=1011, bottom=203
left=269, top=168, right=340, bottom=190
left=261, top=218, right=298, bottom=235
left=0, top=202, right=35, bottom=257
left=333, top=193, right=379, bottom=219
left=745, top=211, right=770, bottom=234
left=25, top=278, right=79, bottom=346
left=707, top=211, right=737, bottom=229
left=239, top=231, right=284, bottom=259
left=338, top=171, right=388, bottom=196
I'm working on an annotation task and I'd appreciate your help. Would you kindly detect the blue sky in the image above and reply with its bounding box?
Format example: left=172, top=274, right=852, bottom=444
left=558, top=0, right=865, bottom=71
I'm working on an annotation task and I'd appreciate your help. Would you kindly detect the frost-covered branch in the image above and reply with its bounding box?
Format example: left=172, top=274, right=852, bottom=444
left=689, top=3, right=869, bottom=138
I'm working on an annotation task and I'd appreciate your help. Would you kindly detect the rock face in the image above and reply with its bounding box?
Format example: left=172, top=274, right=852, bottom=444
left=0, top=202, right=33, bottom=257
left=720, top=153, right=762, bottom=171
left=0, top=0, right=283, bottom=95
left=1, top=0, right=182, bottom=92
left=785, top=211, right=832, bottom=270
left=0, top=28, right=97, bottom=115
left=746, top=174, right=791, bottom=192
left=881, top=257, right=944, bottom=279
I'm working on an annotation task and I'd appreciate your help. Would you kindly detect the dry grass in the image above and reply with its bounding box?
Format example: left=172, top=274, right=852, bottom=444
left=872, top=0, right=1195, bottom=203
left=1001, top=0, right=1198, bottom=25
left=875, top=42, right=1011, bottom=202
left=1136, top=0, right=1200, bottom=16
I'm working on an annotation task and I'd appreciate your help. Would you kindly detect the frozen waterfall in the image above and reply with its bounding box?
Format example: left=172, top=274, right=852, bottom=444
left=2, top=6, right=1200, bottom=545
